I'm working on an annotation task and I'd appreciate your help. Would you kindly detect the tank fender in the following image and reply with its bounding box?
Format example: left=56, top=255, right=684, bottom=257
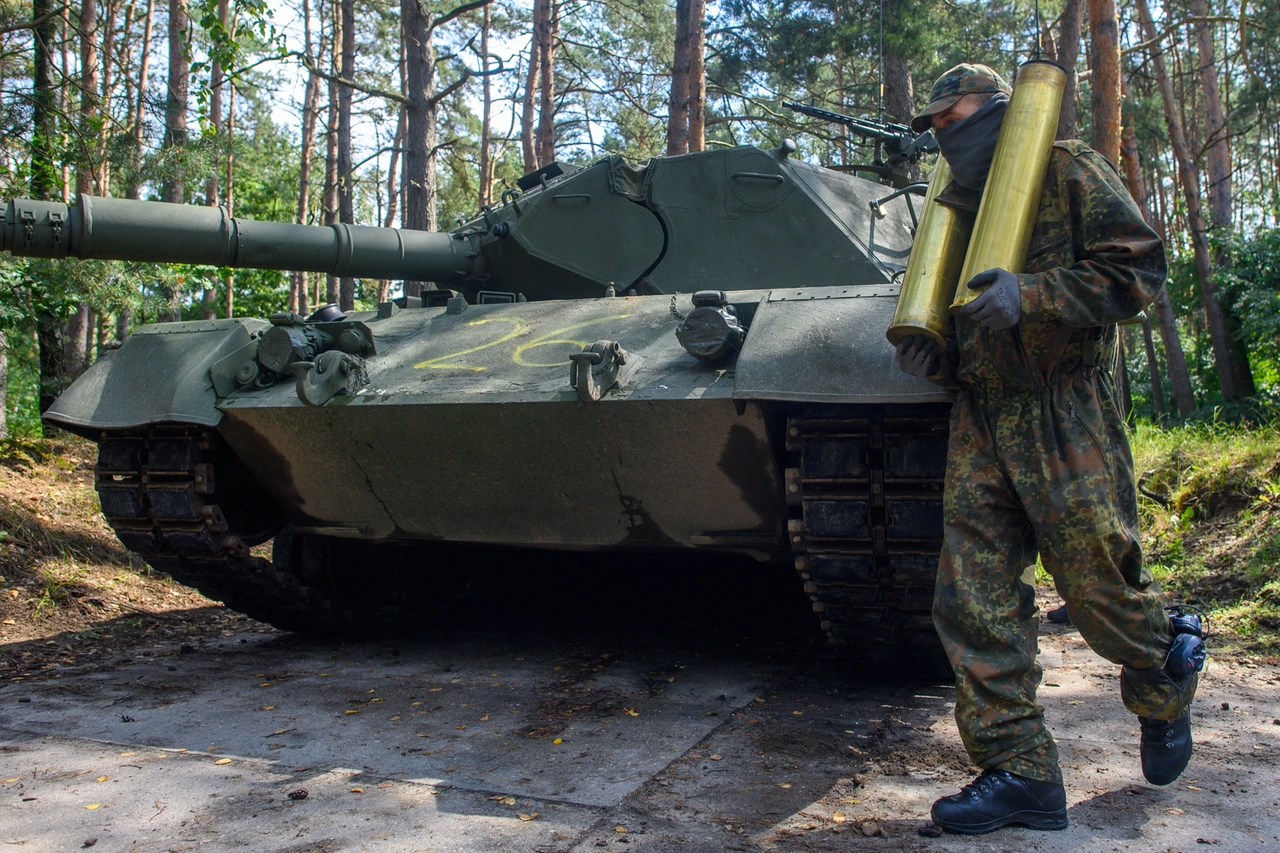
left=43, top=318, right=270, bottom=438
left=732, top=285, right=955, bottom=404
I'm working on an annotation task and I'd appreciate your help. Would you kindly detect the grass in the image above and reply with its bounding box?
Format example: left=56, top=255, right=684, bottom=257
left=1131, top=416, right=1280, bottom=657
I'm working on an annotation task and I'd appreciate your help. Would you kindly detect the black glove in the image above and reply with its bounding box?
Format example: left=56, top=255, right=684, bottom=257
left=894, top=335, right=939, bottom=378
left=960, top=268, right=1021, bottom=330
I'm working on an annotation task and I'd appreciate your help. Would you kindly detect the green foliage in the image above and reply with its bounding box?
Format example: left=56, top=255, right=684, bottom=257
left=1132, top=416, right=1280, bottom=652
left=707, top=0, right=1035, bottom=162
left=1217, top=227, right=1280, bottom=386
left=5, top=332, right=42, bottom=439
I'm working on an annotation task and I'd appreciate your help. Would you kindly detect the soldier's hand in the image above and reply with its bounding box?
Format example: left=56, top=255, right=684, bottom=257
left=894, top=335, right=939, bottom=378
left=961, top=268, right=1022, bottom=330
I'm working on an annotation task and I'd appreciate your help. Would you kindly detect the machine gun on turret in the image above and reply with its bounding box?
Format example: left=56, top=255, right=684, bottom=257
left=783, top=102, right=937, bottom=188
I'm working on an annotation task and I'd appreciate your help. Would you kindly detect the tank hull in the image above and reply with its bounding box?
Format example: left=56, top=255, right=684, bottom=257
left=30, top=147, right=957, bottom=671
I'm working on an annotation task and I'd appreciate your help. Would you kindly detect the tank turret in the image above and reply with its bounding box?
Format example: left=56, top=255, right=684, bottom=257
left=6, top=143, right=916, bottom=302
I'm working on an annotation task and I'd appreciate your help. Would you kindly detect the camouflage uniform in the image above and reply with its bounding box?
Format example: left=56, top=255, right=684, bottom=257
left=928, top=141, right=1193, bottom=785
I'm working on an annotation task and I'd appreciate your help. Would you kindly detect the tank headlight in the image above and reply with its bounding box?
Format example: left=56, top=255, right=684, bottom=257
left=675, top=290, right=746, bottom=361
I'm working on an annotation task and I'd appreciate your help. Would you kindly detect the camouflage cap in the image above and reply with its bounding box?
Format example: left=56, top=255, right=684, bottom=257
left=910, top=64, right=1012, bottom=133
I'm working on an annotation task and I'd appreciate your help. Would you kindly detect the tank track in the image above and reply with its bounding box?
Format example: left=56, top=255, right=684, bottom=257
left=94, top=427, right=365, bottom=634
left=784, top=404, right=953, bottom=676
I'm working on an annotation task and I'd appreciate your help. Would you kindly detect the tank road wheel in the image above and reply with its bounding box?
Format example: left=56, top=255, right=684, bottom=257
left=784, top=404, right=955, bottom=679
left=94, top=427, right=369, bottom=635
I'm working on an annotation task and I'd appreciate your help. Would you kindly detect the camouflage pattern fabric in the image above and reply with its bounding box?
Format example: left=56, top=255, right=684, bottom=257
left=911, top=63, right=1013, bottom=133
left=929, top=141, right=1190, bottom=784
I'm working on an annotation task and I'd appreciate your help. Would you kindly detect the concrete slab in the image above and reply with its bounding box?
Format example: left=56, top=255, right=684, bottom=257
left=1, top=635, right=760, bottom=808
left=3, top=585, right=1279, bottom=853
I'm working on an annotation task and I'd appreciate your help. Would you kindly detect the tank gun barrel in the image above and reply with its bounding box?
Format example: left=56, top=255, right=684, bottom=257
left=2, top=195, right=475, bottom=282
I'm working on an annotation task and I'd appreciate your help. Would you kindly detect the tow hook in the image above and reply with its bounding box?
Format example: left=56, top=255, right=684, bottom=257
left=569, top=340, right=627, bottom=402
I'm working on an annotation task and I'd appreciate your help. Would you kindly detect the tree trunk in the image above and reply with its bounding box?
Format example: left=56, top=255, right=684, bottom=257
left=378, top=105, right=403, bottom=304
left=385, top=108, right=404, bottom=227
left=116, top=309, right=129, bottom=342
left=1135, top=0, right=1239, bottom=400
left=64, top=303, right=88, bottom=374
left=881, top=42, right=914, bottom=179
left=78, top=0, right=101, bottom=196
left=521, top=0, right=544, bottom=172
left=1115, top=330, right=1133, bottom=423
left=203, top=0, right=230, bottom=320
left=534, top=0, right=558, bottom=166
left=223, top=77, right=236, bottom=318
left=36, top=317, right=64, bottom=415
left=59, top=15, right=72, bottom=201
left=31, top=0, right=58, bottom=197
left=65, top=0, right=102, bottom=373
left=33, top=0, right=64, bottom=416
left=162, top=0, right=189, bottom=205
left=1087, top=0, right=1121, bottom=165
left=1190, top=0, right=1254, bottom=398
left=1119, top=74, right=1194, bottom=416
left=96, top=310, right=109, bottom=359
left=1191, top=0, right=1230, bottom=228
left=1055, top=0, right=1083, bottom=139
left=478, top=3, right=493, bottom=206
left=1141, top=317, right=1165, bottom=419
left=292, top=0, right=321, bottom=316
left=98, top=0, right=119, bottom=194
left=323, top=1, right=340, bottom=305
left=206, top=0, right=225, bottom=208
left=126, top=0, right=154, bottom=200
left=84, top=307, right=97, bottom=365
left=667, top=0, right=690, bottom=156
left=882, top=47, right=913, bottom=126
left=401, top=0, right=440, bottom=295
left=686, top=0, right=705, bottom=152
left=337, top=0, right=356, bottom=311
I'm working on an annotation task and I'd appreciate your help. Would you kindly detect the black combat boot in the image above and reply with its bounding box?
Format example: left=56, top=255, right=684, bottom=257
left=930, top=768, right=1068, bottom=834
left=1139, top=713, right=1193, bottom=786
left=1138, top=609, right=1206, bottom=786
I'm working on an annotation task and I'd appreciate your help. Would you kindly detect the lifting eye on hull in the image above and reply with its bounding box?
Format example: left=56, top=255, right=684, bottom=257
left=675, top=290, right=746, bottom=362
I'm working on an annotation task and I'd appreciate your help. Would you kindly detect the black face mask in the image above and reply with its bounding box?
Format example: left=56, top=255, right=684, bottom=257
left=932, top=93, right=1009, bottom=192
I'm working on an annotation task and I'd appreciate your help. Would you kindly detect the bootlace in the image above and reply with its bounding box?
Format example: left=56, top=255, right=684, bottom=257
left=961, top=770, right=1005, bottom=799
left=1141, top=717, right=1177, bottom=747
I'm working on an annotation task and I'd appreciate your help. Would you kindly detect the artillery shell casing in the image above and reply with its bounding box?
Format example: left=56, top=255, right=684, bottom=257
left=887, top=158, right=972, bottom=348
left=950, top=60, right=1066, bottom=314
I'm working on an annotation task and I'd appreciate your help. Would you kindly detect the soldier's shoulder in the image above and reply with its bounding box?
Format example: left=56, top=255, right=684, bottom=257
left=1050, top=139, right=1096, bottom=158
left=1050, top=139, right=1122, bottom=179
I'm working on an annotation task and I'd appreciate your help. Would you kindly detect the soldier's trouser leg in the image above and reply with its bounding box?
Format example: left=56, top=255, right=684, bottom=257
left=934, top=390, right=1060, bottom=783
left=1019, top=374, right=1193, bottom=721
left=935, top=377, right=1191, bottom=784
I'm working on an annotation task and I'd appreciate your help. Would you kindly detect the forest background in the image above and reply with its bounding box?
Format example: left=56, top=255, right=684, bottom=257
left=0, top=0, right=1278, bottom=435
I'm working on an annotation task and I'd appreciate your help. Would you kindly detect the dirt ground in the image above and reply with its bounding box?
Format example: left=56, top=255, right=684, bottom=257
left=3, top=438, right=1280, bottom=851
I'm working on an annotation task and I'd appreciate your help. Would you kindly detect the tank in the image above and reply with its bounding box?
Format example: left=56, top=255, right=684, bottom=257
left=3, top=142, right=954, bottom=672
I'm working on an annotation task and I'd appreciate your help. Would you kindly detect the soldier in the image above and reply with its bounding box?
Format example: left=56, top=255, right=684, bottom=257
left=893, top=64, right=1207, bottom=835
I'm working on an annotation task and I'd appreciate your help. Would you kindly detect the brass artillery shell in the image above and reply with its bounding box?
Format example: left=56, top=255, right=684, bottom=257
left=949, top=60, right=1066, bottom=314
left=887, top=158, right=972, bottom=348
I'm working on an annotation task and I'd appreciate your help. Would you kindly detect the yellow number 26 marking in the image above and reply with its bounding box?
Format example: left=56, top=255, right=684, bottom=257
left=412, top=313, right=631, bottom=371
left=414, top=317, right=528, bottom=371
left=512, top=314, right=631, bottom=367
